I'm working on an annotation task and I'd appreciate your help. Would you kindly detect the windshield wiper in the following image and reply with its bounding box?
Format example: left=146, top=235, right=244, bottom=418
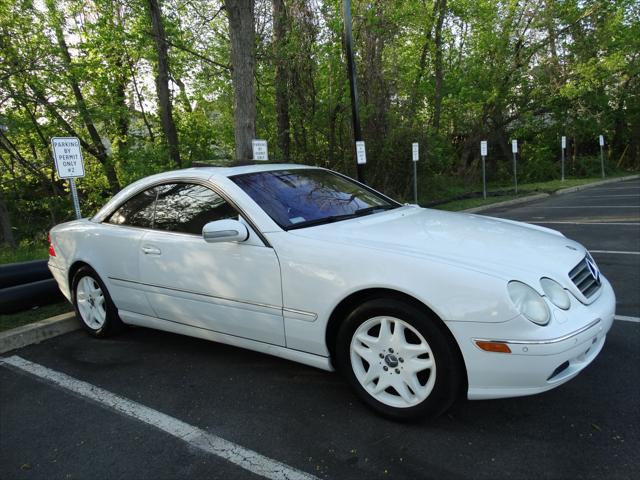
left=285, top=213, right=357, bottom=230
left=285, top=204, right=398, bottom=230
left=352, top=205, right=398, bottom=216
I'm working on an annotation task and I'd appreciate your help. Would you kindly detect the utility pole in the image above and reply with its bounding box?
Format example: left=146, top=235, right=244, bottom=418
left=342, top=0, right=365, bottom=184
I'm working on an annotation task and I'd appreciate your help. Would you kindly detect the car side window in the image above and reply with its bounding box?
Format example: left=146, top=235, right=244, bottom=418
left=153, top=183, right=238, bottom=235
left=107, top=187, right=157, bottom=228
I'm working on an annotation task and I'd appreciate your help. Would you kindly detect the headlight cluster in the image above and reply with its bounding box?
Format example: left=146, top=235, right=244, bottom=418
left=507, top=281, right=550, bottom=325
left=508, top=278, right=573, bottom=326
left=540, top=278, right=570, bottom=310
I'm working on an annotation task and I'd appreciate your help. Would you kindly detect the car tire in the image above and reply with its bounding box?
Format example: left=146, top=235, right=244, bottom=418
left=336, top=298, right=463, bottom=420
left=72, top=266, right=124, bottom=337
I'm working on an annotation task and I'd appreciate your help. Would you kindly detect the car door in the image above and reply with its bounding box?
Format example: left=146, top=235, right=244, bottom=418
left=137, top=182, right=285, bottom=346
left=96, top=186, right=159, bottom=318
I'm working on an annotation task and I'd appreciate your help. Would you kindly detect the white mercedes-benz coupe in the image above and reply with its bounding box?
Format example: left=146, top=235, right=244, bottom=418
left=48, top=164, right=615, bottom=419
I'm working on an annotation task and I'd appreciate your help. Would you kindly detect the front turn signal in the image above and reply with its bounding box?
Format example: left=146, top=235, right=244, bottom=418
left=475, top=341, right=511, bottom=354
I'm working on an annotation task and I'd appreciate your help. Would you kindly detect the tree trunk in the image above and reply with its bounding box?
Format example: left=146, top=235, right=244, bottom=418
left=148, top=0, right=181, bottom=168
left=127, top=52, right=156, bottom=141
left=173, top=76, right=193, bottom=113
left=432, top=0, right=447, bottom=132
left=225, top=0, right=257, bottom=162
left=272, top=0, right=290, bottom=162
left=0, top=188, right=16, bottom=247
left=408, top=0, right=437, bottom=123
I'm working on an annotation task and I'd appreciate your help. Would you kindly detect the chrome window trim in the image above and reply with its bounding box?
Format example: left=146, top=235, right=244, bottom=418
left=96, top=176, right=272, bottom=247
left=474, top=318, right=601, bottom=346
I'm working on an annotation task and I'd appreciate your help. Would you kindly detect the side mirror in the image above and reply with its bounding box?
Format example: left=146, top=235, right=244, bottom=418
left=202, top=219, right=249, bottom=243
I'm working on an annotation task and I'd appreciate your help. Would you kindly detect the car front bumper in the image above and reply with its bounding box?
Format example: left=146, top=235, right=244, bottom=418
left=445, top=277, right=616, bottom=400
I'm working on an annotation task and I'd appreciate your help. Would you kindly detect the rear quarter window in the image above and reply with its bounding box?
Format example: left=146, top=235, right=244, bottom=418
left=107, top=188, right=157, bottom=228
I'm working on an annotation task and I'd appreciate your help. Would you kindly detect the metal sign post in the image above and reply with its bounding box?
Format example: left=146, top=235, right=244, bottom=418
left=69, top=179, right=81, bottom=219
left=251, top=139, right=269, bottom=161
left=51, top=137, right=85, bottom=219
left=561, top=136, right=566, bottom=181
left=512, top=139, right=518, bottom=194
left=343, top=0, right=365, bottom=184
left=412, top=142, right=419, bottom=204
left=480, top=141, right=488, bottom=199
left=599, top=135, right=605, bottom=178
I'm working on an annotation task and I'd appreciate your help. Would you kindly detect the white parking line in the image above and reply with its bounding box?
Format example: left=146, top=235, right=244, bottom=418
left=532, top=222, right=640, bottom=226
left=590, top=188, right=640, bottom=192
left=582, top=195, right=640, bottom=198
left=589, top=250, right=640, bottom=256
left=539, top=206, right=640, bottom=209
left=0, top=355, right=317, bottom=480
left=615, top=315, right=640, bottom=323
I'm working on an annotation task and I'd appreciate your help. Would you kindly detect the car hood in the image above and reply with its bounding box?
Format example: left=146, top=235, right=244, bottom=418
left=289, top=206, right=586, bottom=287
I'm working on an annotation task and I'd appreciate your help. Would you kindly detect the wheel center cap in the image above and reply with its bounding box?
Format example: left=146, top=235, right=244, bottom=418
left=384, top=354, right=398, bottom=368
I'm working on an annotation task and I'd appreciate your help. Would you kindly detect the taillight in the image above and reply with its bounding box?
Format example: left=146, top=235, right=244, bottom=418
left=48, top=233, right=56, bottom=257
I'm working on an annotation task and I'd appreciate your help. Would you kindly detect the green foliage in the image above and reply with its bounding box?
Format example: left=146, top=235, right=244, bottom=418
left=0, top=302, right=72, bottom=332
left=0, top=239, right=49, bottom=264
left=1, top=0, right=638, bottom=245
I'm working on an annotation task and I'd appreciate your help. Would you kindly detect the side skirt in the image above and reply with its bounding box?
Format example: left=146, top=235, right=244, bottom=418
left=119, top=310, right=335, bottom=372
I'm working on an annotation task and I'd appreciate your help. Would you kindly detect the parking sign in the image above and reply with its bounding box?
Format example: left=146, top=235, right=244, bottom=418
left=252, top=140, right=269, bottom=161
left=51, top=137, right=85, bottom=179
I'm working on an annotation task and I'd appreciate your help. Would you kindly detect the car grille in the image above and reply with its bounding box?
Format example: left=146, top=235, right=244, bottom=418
left=569, top=257, right=601, bottom=298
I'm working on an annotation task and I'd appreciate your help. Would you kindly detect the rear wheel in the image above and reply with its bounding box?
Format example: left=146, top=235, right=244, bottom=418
left=336, top=298, right=462, bottom=420
left=72, top=266, right=123, bottom=337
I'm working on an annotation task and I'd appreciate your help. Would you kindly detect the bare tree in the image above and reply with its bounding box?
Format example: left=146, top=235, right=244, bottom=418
left=45, top=0, right=121, bottom=192
left=272, top=0, right=290, bottom=162
left=432, top=0, right=447, bottom=132
left=148, top=0, right=181, bottom=168
left=224, top=0, right=257, bottom=162
left=0, top=187, right=15, bottom=247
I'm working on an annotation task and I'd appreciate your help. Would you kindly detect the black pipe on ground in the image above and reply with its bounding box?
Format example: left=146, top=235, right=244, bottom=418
left=0, top=260, right=51, bottom=289
left=0, top=278, right=64, bottom=314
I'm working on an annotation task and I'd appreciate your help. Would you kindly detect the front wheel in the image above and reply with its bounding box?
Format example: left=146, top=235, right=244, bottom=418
left=72, top=266, right=123, bottom=337
left=336, top=298, right=463, bottom=420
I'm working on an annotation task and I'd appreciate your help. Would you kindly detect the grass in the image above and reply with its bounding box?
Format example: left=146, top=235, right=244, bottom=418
left=0, top=301, right=73, bottom=333
left=0, top=241, right=48, bottom=264
left=437, top=195, right=521, bottom=211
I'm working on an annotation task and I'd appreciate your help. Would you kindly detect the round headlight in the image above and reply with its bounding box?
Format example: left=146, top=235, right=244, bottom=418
left=540, top=278, right=570, bottom=310
left=507, top=281, right=550, bottom=325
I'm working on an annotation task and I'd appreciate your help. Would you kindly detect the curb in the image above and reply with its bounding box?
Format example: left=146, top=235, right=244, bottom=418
left=463, top=193, right=549, bottom=213
left=555, top=174, right=639, bottom=195
left=463, top=174, right=639, bottom=213
left=0, top=311, right=79, bottom=354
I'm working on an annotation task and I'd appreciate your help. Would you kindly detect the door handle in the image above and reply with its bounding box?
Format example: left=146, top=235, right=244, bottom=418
left=141, top=245, right=161, bottom=255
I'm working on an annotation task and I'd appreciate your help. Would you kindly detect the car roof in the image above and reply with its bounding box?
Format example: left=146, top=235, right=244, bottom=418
left=91, top=163, right=319, bottom=223
left=182, top=163, right=316, bottom=179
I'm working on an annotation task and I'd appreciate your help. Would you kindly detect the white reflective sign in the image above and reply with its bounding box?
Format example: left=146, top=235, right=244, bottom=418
left=561, top=136, right=566, bottom=149
left=512, top=139, right=518, bottom=153
left=412, top=142, right=419, bottom=162
left=51, top=137, right=85, bottom=179
left=599, top=135, right=604, bottom=147
left=252, top=139, right=269, bottom=161
left=480, top=141, right=487, bottom=157
left=356, top=141, right=367, bottom=165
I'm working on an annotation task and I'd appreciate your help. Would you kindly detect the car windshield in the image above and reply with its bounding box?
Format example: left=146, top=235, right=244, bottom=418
left=230, top=169, right=400, bottom=230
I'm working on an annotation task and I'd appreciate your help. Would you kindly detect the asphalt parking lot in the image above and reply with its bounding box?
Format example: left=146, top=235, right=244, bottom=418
left=1, top=178, right=639, bottom=480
